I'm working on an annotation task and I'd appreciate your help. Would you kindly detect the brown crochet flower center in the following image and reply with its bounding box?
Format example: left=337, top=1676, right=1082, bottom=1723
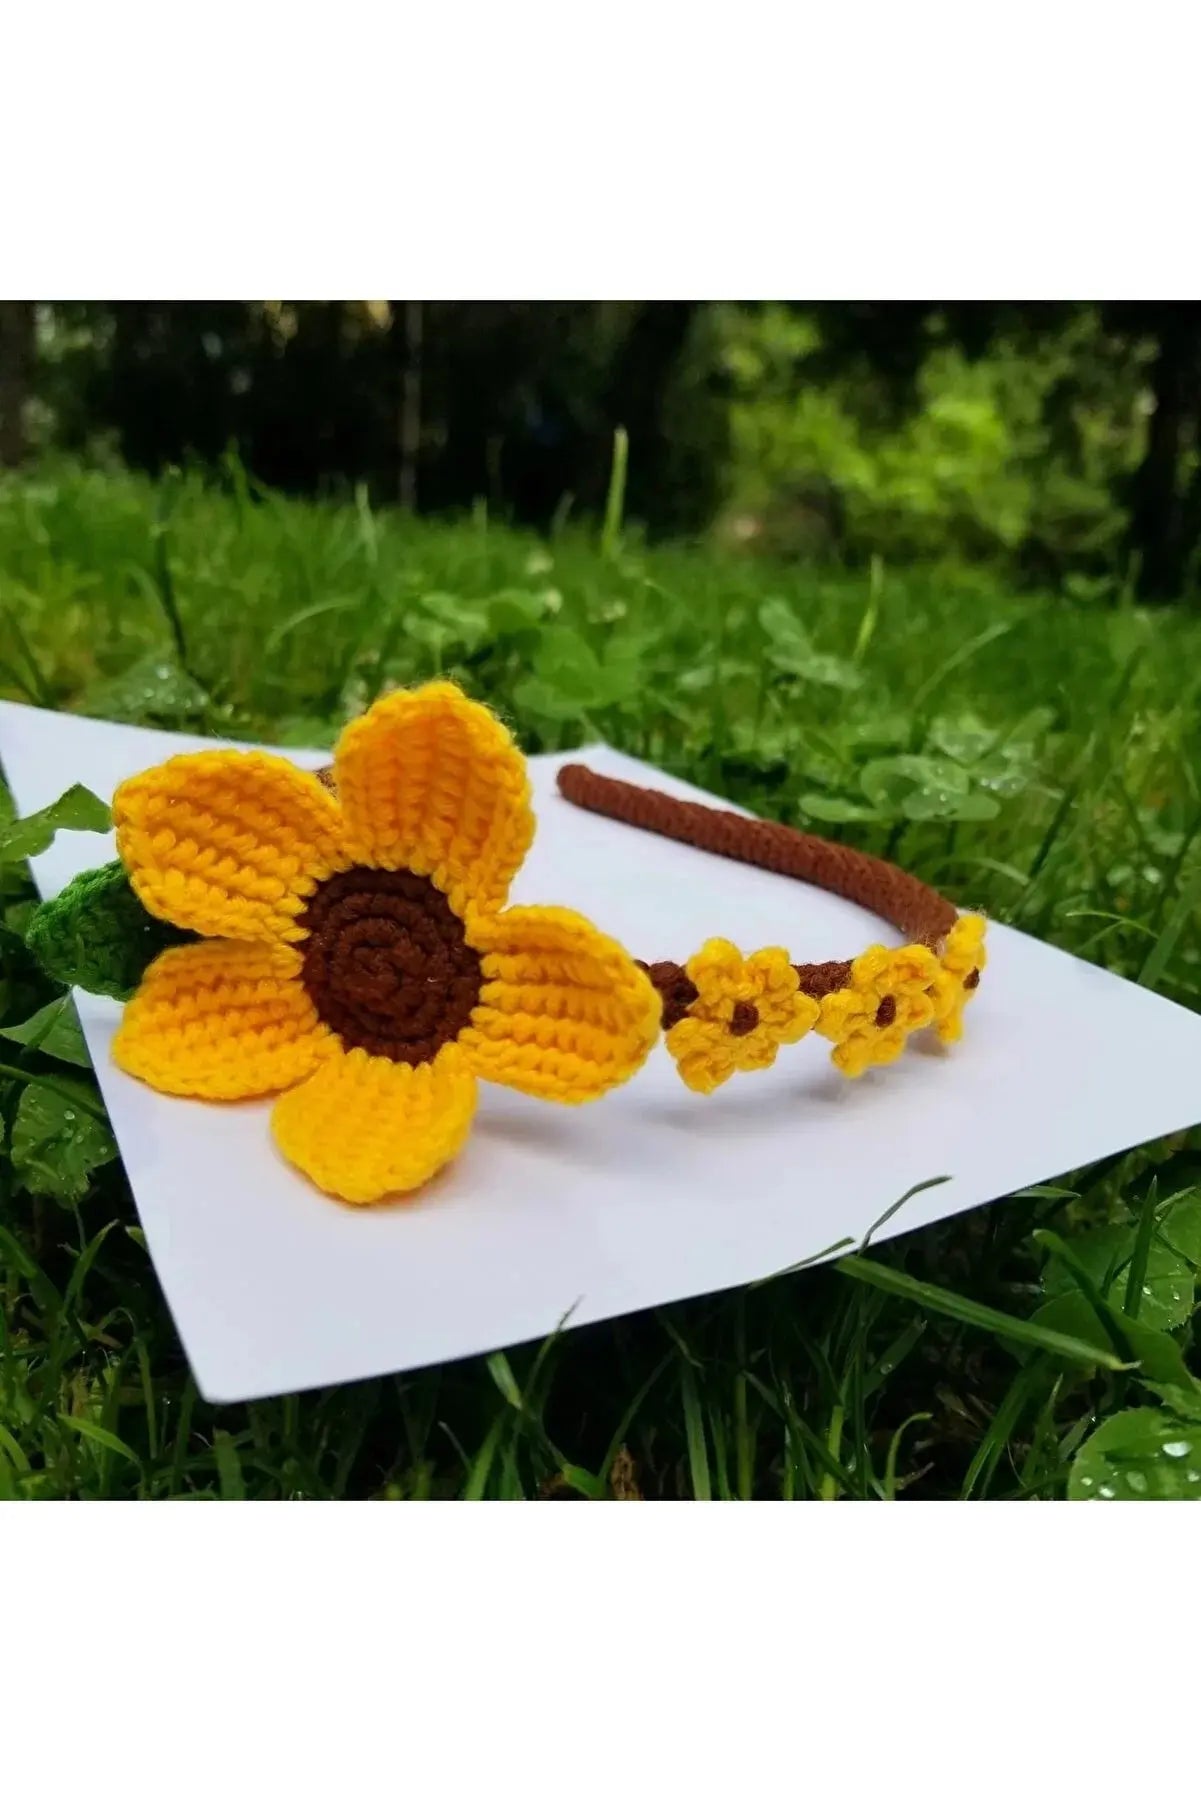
left=298, top=868, right=482, bottom=1063
left=730, top=1001, right=760, bottom=1038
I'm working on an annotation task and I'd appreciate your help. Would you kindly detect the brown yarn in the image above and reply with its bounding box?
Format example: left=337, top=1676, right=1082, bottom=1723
left=557, top=764, right=959, bottom=1009
left=636, top=960, right=700, bottom=1030
left=794, top=958, right=854, bottom=1000
left=730, top=1001, right=760, bottom=1037
left=298, top=868, right=482, bottom=1063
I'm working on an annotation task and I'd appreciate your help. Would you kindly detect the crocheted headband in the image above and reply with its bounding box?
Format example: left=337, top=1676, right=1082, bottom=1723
left=25, top=681, right=985, bottom=1205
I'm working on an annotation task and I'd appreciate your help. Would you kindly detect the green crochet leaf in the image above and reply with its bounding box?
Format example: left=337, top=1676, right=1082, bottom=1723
left=25, top=861, right=194, bottom=1000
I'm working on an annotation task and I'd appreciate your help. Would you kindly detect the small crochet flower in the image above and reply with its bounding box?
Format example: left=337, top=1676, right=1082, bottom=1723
left=109, top=682, right=660, bottom=1203
left=817, top=942, right=952, bottom=1078
left=933, top=913, right=987, bottom=1044
left=665, top=938, right=819, bottom=1094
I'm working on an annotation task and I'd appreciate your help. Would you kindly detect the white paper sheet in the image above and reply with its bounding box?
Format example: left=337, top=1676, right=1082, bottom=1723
left=3, top=697, right=1200, bottom=1402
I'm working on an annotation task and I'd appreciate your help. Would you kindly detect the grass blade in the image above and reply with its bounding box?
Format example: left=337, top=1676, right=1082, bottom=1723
left=600, top=426, right=628, bottom=560
left=58, top=1415, right=141, bottom=1468
left=859, top=1175, right=950, bottom=1250
left=1123, top=1179, right=1160, bottom=1321
left=1031, top=1228, right=1135, bottom=1362
left=678, top=1357, right=711, bottom=1500
left=151, top=479, right=192, bottom=671
left=462, top=1412, right=508, bottom=1500
left=835, top=1255, right=1128, bottom=1370
left=213, top=1430, right=247, bottom=1499
left=883, top=1412, right=930, bottom=1499
left=1139, top=861, right=1201, bottom=990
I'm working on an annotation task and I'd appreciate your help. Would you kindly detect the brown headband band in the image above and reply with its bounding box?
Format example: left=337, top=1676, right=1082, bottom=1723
left=555, top=763, right=960, bottom=1025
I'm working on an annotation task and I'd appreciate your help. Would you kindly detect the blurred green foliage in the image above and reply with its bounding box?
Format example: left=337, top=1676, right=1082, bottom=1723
left=694, top=304, right=1151, bottom=575
left=8, top=301, right=1201, bottom=598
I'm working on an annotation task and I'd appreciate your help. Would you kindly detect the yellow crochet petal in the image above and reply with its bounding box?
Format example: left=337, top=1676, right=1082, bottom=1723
left=937, top=1005, right=967, bottom=1046
left=745, top=945, right=797, bottom=988
left=113, top=939, right=334, bottom=1100
left=684, top=937, right=746, bottom=1006
left=768, top=992, right=821, bottom=1045
left=333, top=682, right=534, bottom=924
left=817, top=986, right=872, bottom=1043
left=935, top=919, right=986, bottom=1044
left=745, top=950, right=819, bottom=1040
left=831, top=1019, right=902, bottom=1076
left=850, top=944, right=896, bottom=990
left=271, top=1042, right=477, bottom=1204
left=943, top=914, right=987, bottom=980
left=897, top=944, right=943, bottom=988
left=736, top=1030, right=785, bottom=1074
left=855, top=942, right=940, bottom=995
left=114, top=750, right=347, bottom=942
left=896, top=981, right=941, bottom=1032
left=665, top=1016, right=737, bottom=1094
left=871, top=1024, right=909, bottom=1066
left=832, top=1033, right=873, bottom=1077
left=460, top=905, right=660, bottom=1103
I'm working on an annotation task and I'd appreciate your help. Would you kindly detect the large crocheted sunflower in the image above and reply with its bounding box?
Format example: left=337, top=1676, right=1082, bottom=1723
left=108, top=683, right=660, bottom=1202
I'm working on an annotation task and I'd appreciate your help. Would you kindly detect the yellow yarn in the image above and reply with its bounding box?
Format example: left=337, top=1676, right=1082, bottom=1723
left=114, top=749, right=349, bottom=942
left=665, top=938, right=819, bottom=1094
left=107, top=679, right=987, bottom=1192
left=113, top=939, right=335, bottom=1099
left=817, top=942, right=953, bottom=1077
left=272, top=1043, right=478, bottom=1203
left=933, top=913, right=987, bottom=1044
left=462, top=905, right=661, bottom=1102
left=333, top=680, right=535, bottom=928
left=110, top=682, right=658, bottom=1204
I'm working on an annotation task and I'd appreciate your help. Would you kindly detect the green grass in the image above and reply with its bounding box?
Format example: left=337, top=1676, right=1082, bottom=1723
left=2, top=455, right=1201, bottom=1500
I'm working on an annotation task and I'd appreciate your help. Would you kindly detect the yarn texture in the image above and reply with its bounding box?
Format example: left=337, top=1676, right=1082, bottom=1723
left=39, top=686, right=987, bottom=1186
left=817, top=943, right=954, bottom=1077
left=557, top=763, right=959, bottom=958
left=556, top=761, right=986, bottom=1088
left=25, top=860, right=193, bottom=1000
left=665, top=940, right=820, bottom=1094
left=110, top=682, right=659, bottom=1202
left=933, top=913, right=988, bottom=1044
left=116, top=939, right=336, bottom=1100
